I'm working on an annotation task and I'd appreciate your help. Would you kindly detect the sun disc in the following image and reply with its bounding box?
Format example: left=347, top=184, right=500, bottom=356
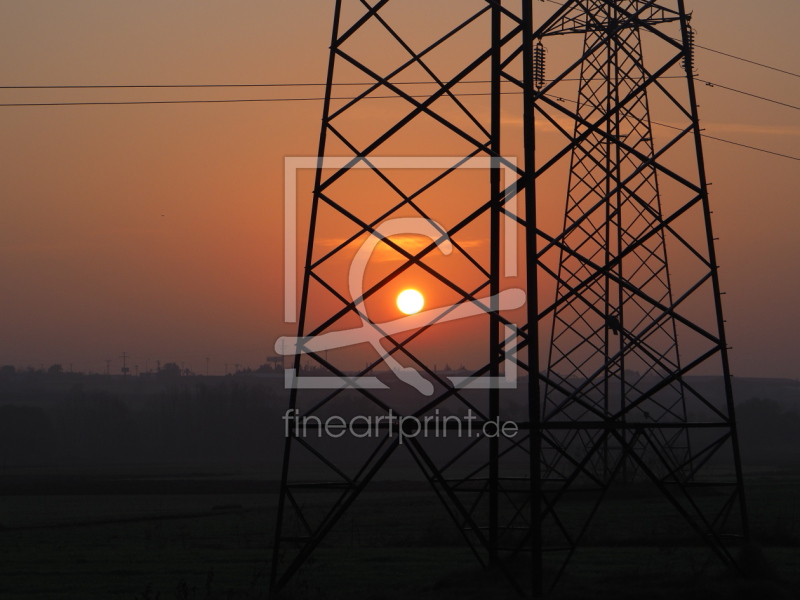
left=397, top=289, right=424, bottom=315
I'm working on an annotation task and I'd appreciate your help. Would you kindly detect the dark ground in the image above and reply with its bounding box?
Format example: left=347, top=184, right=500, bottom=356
left=1, top=374, right=798, bottom=598
left=0, top=465, right=798, bottom=599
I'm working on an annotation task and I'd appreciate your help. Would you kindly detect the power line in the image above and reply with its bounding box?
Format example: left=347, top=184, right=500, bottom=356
left=0, top=76, right=792, bottom=108
left=652, top=121, right=800, bottom=162
left=545, top=90, right=800, bottom=162
left=0, top=88, right=795, bottom=161
left=0, top=90, right=534, bottom=107
left=0, top=81, right=492, bottom=90
left=696, top=44, right=800, bottom=79
left=0, top=79, right=800, bottom=161
left=697, top=78, right=800, bottom=112
left=0, top=76, right=682, bottom=90
left=1, top=25, right=794, bottom=93
left=0, top=96, right=330, bottom=107
left=545, top=89, right=800, bottom=162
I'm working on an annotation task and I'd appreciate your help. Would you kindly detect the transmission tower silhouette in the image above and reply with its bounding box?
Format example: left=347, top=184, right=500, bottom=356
left=271, top=1, right=748, bottom=596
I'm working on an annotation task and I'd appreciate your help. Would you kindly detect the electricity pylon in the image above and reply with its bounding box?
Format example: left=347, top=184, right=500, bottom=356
left=271, top=1, right=748, bottom=596
left=543, top=1, right=696, bottom=484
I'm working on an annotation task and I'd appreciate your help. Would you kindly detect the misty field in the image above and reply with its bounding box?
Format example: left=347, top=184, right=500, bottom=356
left=1, top=467, right=799, bottom=599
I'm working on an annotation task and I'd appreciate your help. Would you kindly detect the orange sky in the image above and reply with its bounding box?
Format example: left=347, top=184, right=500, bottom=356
left=0, top=0, right=798, bottom=378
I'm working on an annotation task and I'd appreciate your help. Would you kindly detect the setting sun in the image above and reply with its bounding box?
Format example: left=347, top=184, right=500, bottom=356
left=397, top=289, right=424, bottom=315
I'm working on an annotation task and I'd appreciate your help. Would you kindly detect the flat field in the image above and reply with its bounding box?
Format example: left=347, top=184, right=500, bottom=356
left=1, top=466, right=798, bottom=599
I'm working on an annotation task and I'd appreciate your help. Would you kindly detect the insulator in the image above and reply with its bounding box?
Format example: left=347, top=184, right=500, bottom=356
left=682, top=27, right=697, bottom=75
left=533, top=41, right=546, bottom=90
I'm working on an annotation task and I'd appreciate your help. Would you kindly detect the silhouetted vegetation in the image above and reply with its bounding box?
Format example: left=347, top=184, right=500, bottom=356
left=0, top=377, right=284, bottom=467
left=0, top=375, right=798, bottom=469
left=737, top=398, right=800, bottom=466
left=157, top=361, right=182, bottom=379
left=0, top=405, right=57, bottom=466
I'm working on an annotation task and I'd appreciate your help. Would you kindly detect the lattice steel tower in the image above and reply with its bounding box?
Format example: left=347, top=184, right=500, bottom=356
left=543, top=1, right=694, bottom=485
left=271, top=1, right=748, bottom=596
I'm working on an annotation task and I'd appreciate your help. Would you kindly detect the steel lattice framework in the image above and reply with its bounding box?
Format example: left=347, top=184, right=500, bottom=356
left=271, top=1, right=749, bottom=597
left=543, top=2, right=692, bottom=486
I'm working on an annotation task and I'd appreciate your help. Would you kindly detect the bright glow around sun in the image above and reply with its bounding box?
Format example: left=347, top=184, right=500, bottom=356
left=397, top=289, right=424, bottom=315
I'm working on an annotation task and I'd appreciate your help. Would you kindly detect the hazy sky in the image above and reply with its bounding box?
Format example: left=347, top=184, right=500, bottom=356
left=0, top=1, right=798, bottom=378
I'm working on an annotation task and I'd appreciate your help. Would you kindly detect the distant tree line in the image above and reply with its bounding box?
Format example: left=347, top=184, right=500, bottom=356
left=736, top=398, right=800, bottom=466
left=0, top=380, right=286, bottom=467
left=0, top=374, right=798, bottom=469
left=0, top=361, right=322, bottom=381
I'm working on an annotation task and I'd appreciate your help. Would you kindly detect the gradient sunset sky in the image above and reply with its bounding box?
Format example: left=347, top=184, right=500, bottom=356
left=0, top=0, right=797, bottom=378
